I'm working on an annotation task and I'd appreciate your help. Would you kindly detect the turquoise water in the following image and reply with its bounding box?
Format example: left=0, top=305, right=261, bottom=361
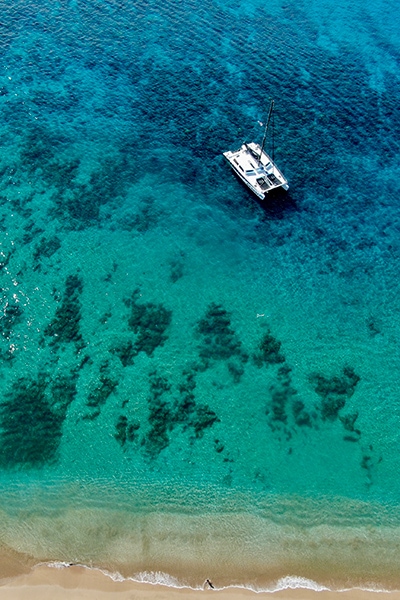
left=1, top=0, right=400, bottom=590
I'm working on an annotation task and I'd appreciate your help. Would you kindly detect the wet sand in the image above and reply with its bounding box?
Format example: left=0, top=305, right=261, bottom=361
left=1, top=565, right=400, bottom=600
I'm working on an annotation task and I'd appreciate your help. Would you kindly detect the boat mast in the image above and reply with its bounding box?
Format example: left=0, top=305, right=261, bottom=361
left=259, top=99, right=274, bottom=163
left=272, top=104, right=275, bottom=164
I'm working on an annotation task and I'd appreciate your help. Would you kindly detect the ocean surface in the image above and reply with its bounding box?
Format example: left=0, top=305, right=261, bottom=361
left=1, top=0, right=400, bottom=591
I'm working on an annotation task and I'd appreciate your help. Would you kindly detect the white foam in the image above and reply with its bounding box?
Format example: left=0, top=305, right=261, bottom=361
left=273, top=575, right=330, bottom=592
left=338, top=585, right=394, bottom=594
left=131, top=570, right=193, bottom=589
left=42, top=562, right=124, bottom=581
left=214, top=576, right=329, bottom=594
left=44, top=561, right=82, bottom=570
left=40, top=562, right=400, bottom=595
left=42, top=563, right=196, bottom=589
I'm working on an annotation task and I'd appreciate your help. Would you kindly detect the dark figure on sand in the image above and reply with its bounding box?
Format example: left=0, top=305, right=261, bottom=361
left=205, top=579, right=215, bottom=589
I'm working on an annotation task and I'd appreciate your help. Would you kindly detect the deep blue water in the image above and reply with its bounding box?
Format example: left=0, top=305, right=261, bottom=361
left=1, top=0, right=400, bottom=590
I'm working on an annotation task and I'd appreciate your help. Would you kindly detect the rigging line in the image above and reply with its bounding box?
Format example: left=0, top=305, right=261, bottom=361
left=259, top=99, right=274, bottom=163
left=272, top=104, right=275, bottom=165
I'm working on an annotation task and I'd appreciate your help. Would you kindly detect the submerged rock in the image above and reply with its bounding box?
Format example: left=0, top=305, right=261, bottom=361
left=197, top=303, right=248, bottom=381
left=310, top=366, right=360, bottom=421
left=45, top=274, right=84, bottom=348
left=0, top=374, right=72, bottom=469
left=125, top=290, right=172, bottom=358
left=253, top=329, right=285, bottom=367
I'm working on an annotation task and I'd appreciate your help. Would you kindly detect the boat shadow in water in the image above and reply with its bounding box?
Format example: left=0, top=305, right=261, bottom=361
left=235, top=181, right=298, bottom=221
left=257, top=188, right=298, bottom=219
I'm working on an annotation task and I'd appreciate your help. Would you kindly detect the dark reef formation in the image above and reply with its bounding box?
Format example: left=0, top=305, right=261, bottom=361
left=366, top=315, right=382, bottom=337
left=0, top=371, right=77, bottom=469
left=197, top=303, right=246, bottom=361
left=253, top=327, right=368, bottom=471
left=45, top=274, right=84, bottom=349
left=33, top=235, right=61, bottom=265
left=169, top=252, right=185, bottom=283
left=0, top=295, right=23, bottom=339
left=174, top=369, right=197, bottom=421
left=114, top=367, right=219, bottom=459
left=253, top=323, right=375, bottom=484
left=267, top=364, right=298, bottom=432
left=127, top=290, right=172, bottom=356
left=119, top=196, right=159, bottom=233
left=252, top=327, right=311, bottom=437
left=3, top=189, right=33, bottom=219
left=84, top=362, right=118, bottom=421
left=291, top=397, right=313, bottom=428
left=142, top=369, right=219, bottom=457
left=144, top=371, right=173, bottom=457
left=309, top=365, right=380, bottom=483
left=310, top=366, right=360, bottom=422
left=19, top=126, right=62, bottom=174
left=113, top=290, right=172, bottom=365
left=114, top=415, right=140, bottom=448
left=253, top=329, right=285, bottom=367
left=340, top=411, right=361, bottom=442
left=173, top=368, right=219, bottom=439
left=22, top=221, right=45, bottom=245
left=35, top=146, right=140, bottom=230
left=48, top=156, right=125, bottom=228
left=111, top=340, right=136, bottom=367
left=44, top=157, right=80, bottom=191
left=0, top=249, right=15, bottom=272
left=197, top=303, right=248, bottom=381
left=50, top=370, right=79, bottom=419
left=360, top=445, right=381, bottom=488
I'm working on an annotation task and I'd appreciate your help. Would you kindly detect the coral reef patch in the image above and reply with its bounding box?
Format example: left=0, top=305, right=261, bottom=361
left=0, top=294, right=23, bottom=340
left=173, top=368, right=219, bottom=440
left=143, top=371, right=173, bottom=458
left=122, top=290, right=172, bottom=359
left=45, top=274, right=84, bottom=349
left=310, top=366, right=360, bottom=421
left=114, top=415, right=140, bottom=448
left=119, top=196, right=159, bottom=233
left=33, top=235, right=61, bottom=265
left=253, top=329, right=285, bottom=367
left=114, top=367, right=219, bottom=459
left=0, top=372, right=76, bottom=469
left=196, top=303, right=248, bottom=381
left=84, top=362, right=118, bottom=421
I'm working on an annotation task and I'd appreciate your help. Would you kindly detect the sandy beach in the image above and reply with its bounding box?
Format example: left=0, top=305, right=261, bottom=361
left=1, top=565, right=400, bottom=600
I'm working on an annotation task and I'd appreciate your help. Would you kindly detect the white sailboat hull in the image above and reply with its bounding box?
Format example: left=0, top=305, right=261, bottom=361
left=223, top=142, right=288, bottom=200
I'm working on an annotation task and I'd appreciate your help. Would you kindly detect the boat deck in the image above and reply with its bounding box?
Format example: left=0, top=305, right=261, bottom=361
left=223, top=142, right=288, bottom=199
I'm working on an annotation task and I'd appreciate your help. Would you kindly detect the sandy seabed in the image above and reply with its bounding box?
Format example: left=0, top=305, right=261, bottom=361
left=1, top=566, right=400, bottom=600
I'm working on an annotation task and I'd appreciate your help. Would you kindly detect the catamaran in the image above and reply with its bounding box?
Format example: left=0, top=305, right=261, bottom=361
left=223, top=100, right=289, bottom=199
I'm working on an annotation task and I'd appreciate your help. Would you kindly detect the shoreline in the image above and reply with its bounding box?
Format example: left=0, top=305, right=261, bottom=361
left=2, top=493, right=400, bottom=596
left=2, top=564, right=400, bottom=600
